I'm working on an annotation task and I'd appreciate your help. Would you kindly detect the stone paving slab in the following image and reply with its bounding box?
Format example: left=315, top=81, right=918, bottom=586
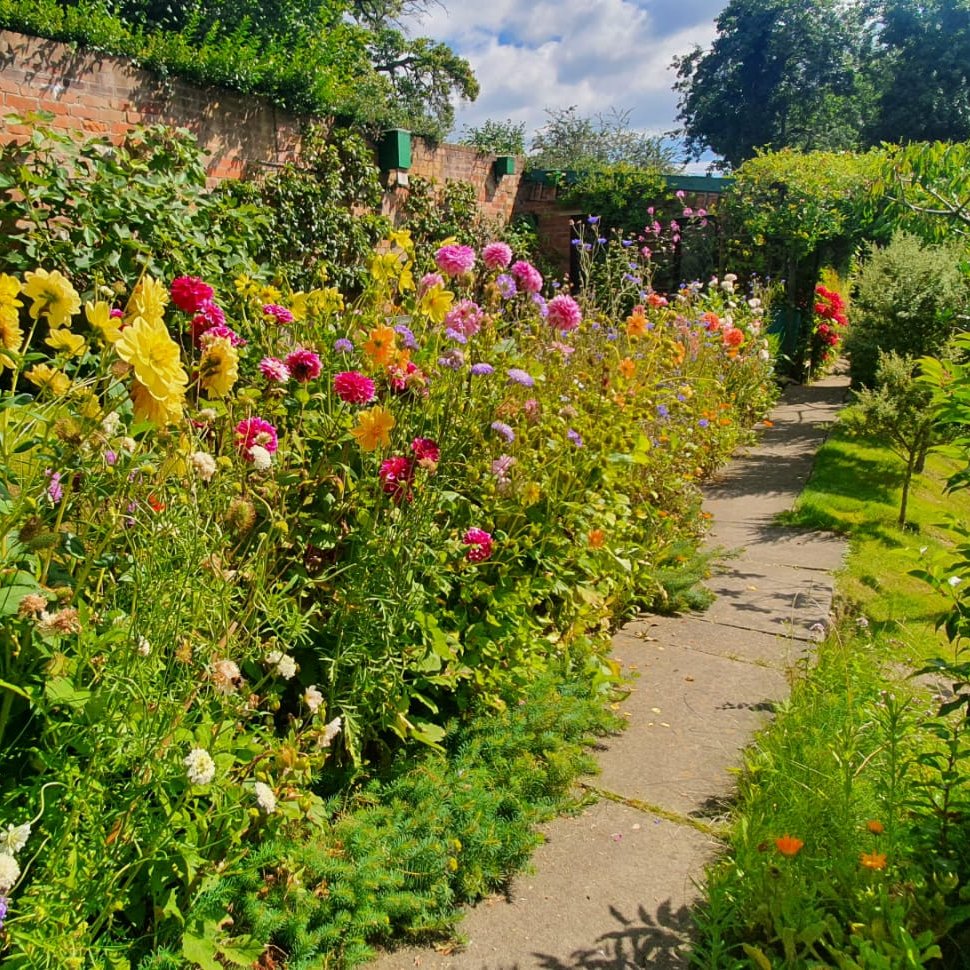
left=703, top=526, right=846, bottom=572
left=369, top=799, right=713, bottom=970
left=594, top=639, right=788, bottom=819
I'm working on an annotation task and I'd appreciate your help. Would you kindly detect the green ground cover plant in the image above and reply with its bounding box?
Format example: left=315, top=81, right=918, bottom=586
left=0, top=120, right=778, bottom=967
left=693, top=425, right=970, bottom=968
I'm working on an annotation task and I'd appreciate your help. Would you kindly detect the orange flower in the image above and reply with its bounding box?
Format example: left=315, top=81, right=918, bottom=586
left=701, top=311, right=721, bottom=332
left=866, top=819, right=884, bottom=835
left=626, top=311, right=648, bottom=338
left=587, top=528, right=606, bottom=549
left=363, top=325, right=397, bottom=367
left=860, top=851, right=887, bottom=870
left=670, top=342, right=685, bottom=365
left=647, top=292, right=666, bottom=308
left=774, top=834, right=804, bottom=857
left=618, top=356, right=636, bottom=379
left=351, top=405, right=395, bottom=451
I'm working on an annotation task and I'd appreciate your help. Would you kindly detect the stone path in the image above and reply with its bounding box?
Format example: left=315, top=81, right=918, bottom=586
left=371, top=371, right=850, bottom=970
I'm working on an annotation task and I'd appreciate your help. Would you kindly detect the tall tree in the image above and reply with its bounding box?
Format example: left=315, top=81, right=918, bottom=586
left=673, top=0, right=874, bottom=168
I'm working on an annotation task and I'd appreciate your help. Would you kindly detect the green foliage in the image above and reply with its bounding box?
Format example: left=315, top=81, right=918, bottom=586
left=842, top=352, right=939, bottom=525
left=0, top=116, right=269, bottom=286
left=528, top=106, right=678, bottom=173
left=845, top=232, right=970, bottom=388
left=0, top=0, right=476, bottom=139
left=459, top=118, right=526, bottom=156
left=397, top=175, right=481, bottom=250
left=183, top=671, right=622, bottom=969
left=558, top=164, right=668, bottom=237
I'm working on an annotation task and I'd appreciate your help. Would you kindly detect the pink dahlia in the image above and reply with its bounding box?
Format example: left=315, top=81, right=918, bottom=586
left=259, top=357, right=291, bottom=383
left=435, top=244, right=476, bottom=277
left=723, top=327, right=745, bottom=348
left=482, top=242, right=512, bottom=271
left=411, top=437, right=440, bottom=467
left=379, top=455, right=414, bottom=503
left=235, top=417, right=278, bottom=461
left=511, top=260, right=543, bottom=294
left=444, top=300, right=484, bottom=338
left=285, top=348, right=322, bottom=383
left=199, top=323, right=245, bottom=347
left=418, top=272, right=445, bottom=295
left=171, top=276, right=214, bottom=314
left=263, top=303, right=294, bottom=325
left=334, top=371, right=376, bottom=405
left=547, top=294, right=582, bottom=332
left=463, top=527, right=494, bottom=563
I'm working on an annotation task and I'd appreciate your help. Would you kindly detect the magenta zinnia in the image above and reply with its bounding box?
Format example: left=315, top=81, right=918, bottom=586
left=263, top=303, right=294, bottom=325
left=411, top=437, right=440, bottom=464
left=435, top=244, right=476, bottom=277
left=334, top=371, right=376, bottom=405
left=259, top=356, right=291, bottom=383
left=547, top=294, right=582, bottom=332
left=171, top=276, right=214, bottom=314
left=285, top=348, right=322, bottom=383
left=463, top=528, right=494, bottom=563
left=235, top=417, right=278, bottom=461
left=379, top=455, right=414, bottom=503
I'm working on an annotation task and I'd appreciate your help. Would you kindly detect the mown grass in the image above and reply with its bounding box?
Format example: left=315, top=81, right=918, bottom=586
left=693, top=425, right=970, bottom=970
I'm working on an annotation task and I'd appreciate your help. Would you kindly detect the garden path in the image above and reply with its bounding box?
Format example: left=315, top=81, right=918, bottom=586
left=371, top=370, right=851, bottom=970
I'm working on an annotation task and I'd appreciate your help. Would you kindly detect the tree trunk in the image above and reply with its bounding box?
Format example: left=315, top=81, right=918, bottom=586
left=899, top=450, right=916, bottom=527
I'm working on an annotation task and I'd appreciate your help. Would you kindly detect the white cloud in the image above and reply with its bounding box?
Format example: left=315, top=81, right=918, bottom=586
left=407, top=0, right=724, bottom=143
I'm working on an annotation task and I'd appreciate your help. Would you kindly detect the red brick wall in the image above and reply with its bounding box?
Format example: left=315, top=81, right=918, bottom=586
left=0, top=28, right=523, bottom=223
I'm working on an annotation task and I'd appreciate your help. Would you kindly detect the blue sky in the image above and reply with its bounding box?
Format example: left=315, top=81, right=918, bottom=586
left=406, top=0, right=728, bottom=163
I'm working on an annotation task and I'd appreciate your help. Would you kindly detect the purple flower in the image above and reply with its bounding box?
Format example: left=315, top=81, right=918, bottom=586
left=105, top=450, right=118, bottom=466
left=470, top=362, right=494, bottom=376
left=491, top=421, right=515, bottom=443
left=656, top=404, right=669, bottom=419
left=445, top=328, right=468, bottom=344
left=567, top=429, right=583, bottom=447
left=698, top=418, right=710, bottom=428
left=394, top=324, right=418, bottom=350
left=334, top=338, right=354, bottom=353
left=507, top=368, right=535, bottom=387
left=532, top=293, right=548, bottom=318
left=496, top=274, right=517, bottom=299
left=587, top=215, right=600, bottom=224
left=46, top=469, right=63, bottom=504
left=438, top=348, right=465, bottom=370
left=0, top=896, right=7, bottom=930
left=491, top=454, right=516, bottom=480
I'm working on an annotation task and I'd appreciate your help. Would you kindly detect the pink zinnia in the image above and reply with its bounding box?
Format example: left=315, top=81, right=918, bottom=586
left=418, top=272, right=444, bottom=295
left=444, top=300, right=484, bottom=338
left=198, top=322, right=245, bottom=347
left=334, top=371, right=376, bottom=405
left=463, top=527, right=494, bottom=563
left=547, top=294, right=582, bottom=332
left=259, top=357, right=291, bottom=383
left=435, top=244, right=476, bottom=277
left=379, top=455, right=414, bottom=503
left=285, top=348, right=322, bottom=383
left=511, top=260, right=543, bottom=294
left=171, top=276, right=214, bottom=314
left=482, top=242, right=512, bottom=270
left=263, top=303, right=294, bottom=325
left=235, top=417, right=278, bottom=461
left=412, top=437, right=440, bottom=466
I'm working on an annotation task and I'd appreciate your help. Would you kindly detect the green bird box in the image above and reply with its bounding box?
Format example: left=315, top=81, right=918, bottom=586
left=493, top=155, right=516, bottom=178
left=379, top=129, right=412, bottom=170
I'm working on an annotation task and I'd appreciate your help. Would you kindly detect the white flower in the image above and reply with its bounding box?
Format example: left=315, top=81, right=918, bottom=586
left=184, top=747, right=216, bottom=785
left=101, top=411, right=121, bottom=435
left=120, top=437, right=137, bottom=455
left=190, top=451, right=217, bottom=482
left=249, top=445, right=273, bottom=472
left=266, top=650, right=297, bottom=680
left=137, top=636, right=151, bottom=656
left=254, top=781, right=277, bottom=814
left=303, top=685, right=324, bottom=713
left=0, top=852, right=20, bottom=892
left=211, top=659, right=242, bottom=694
left=748, top=298, right=762, bottom=310
left=949, top=576, right=963, bottom=588
left=322, top=716, right=343, bottom=747
left=0, top=823, right=30, bottom=856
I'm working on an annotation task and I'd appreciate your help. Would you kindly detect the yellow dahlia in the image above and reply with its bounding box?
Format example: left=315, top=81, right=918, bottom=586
left=130, top=380, right=183, bottom=426
left=85, top=300, right=122, bottom=344
left=126, top=275, right=168, bottom=325
left=115, top=315, right=187, bottom=422
left=199, top=336, right=239, bottom=398
left=45, top=328, right=87, bottom=357
left=25, top=363, right=71, bottom=397
left=23, top=268, right=81, bottom=328
left=0, top=308, right=23, bottom=369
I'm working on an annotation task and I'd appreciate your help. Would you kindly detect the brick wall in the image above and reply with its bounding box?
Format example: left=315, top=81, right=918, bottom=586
left=0, top=29, right=523, bottom=223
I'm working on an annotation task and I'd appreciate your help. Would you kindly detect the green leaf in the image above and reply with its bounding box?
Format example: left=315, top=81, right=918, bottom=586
left=45, top=676, right=93, bottom=710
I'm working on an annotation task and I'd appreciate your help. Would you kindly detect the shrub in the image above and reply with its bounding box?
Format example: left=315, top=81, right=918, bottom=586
left=845, top=232, right=970, bottom=388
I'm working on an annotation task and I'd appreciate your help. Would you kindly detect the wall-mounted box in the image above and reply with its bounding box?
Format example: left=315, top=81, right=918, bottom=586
left=379, top=129, right=412, bottom=170
left=493, top=155, right=516, bottom=178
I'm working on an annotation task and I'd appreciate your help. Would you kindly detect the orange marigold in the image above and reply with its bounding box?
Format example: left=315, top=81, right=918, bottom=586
left=866, top=819, right=884, bottom=835
left=363, top=325, right=397, bottom=366
left=860, top=851, right=887, bottom=870
left=774, top=834, right=804, bottom=857
left=587, top=528, right=606, bottom=549
left=626, top=311, right=648, bottom=338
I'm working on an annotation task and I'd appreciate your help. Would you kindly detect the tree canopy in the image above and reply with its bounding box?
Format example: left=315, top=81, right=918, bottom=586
left=674, top=0, right=970, bottom=168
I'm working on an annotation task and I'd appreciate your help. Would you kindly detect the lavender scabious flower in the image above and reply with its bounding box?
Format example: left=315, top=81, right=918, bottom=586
left=0, top=895, right=7, bottom=930
left=491, top=421, right=515, bottom=443
left=394, top=324, right=418, bottom=350
left=334, top=338, right=354, bottom=353
left=496, top=274, right=517, bottom=299
left=507, top=368, right=535, bottom=388
left=567, top=429, right=584, bottom=447
left=45, top=469, right=63, bottom=504
left=438, top=348, right=465, bottom=370
left=470, top=362, right=494, bottom=376
left=445, top=328, right=468, bottom=344
left=656, top=404, right=669, bottom=419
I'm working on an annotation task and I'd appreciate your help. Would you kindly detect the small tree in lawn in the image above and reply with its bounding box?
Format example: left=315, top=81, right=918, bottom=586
left=842, top=351, right=937, bottom=527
